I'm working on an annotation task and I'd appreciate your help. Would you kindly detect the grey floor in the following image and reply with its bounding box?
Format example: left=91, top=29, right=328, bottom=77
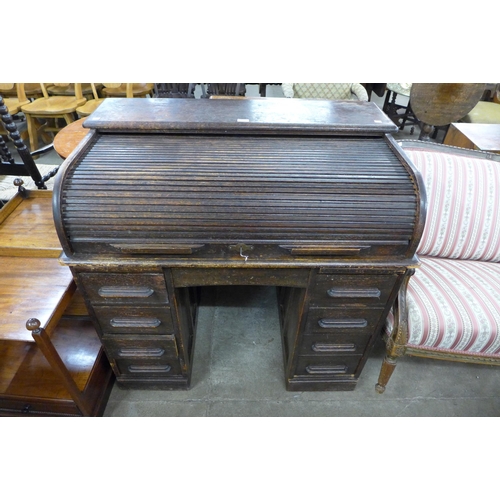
left=8, top=86, right=500, bottom=417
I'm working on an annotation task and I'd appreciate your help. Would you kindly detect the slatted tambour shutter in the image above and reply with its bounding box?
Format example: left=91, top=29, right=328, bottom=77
left=60, top=134, right=418, bottom=256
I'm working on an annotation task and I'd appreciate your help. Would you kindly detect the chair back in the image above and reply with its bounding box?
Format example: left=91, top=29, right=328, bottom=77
left=407, top=149, right=500, bottom=262
left=0, top=94, right=56, bottom=189
left=39, top=83, right=84, bottom=100
left=102, top=83, right=134, bottom=98
left=282, top=83, right=368, bottom=101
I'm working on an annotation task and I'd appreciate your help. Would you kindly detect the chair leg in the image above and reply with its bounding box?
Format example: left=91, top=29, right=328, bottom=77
left=25, top=114, right=38, bottom=152
left=375, top=270, right=414, bottom=394
left=376, top=355, right=399, bottom=393
left=63, top=113, right=74, bottom=125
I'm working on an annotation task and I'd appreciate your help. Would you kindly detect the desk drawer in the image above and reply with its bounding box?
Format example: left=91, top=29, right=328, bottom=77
left=102, top=335, right=178, bottom=359
left=296, top=355, right=361, bottom=376
left=299, top=333, right=371, bottom=356
left=92, top=305, right=174, bottom=335
left=78, top=273, right=169, bottom=304
left=114, top=358, right=183, bottom=377
left=305, top=307, right=385, bottom=335
left=309, top=274, right=398, bottom=307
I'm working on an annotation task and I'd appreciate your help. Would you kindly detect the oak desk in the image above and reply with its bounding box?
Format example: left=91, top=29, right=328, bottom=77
left=54, top=98, right=426, bottom=391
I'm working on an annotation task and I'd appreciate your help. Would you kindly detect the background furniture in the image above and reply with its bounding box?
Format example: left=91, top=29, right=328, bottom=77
left=53, top=117, right=89, bottom=159
left=20, top=83, right=86, bottom=152
left=76, top=83, right=105, bottom=117
left=376, top=141, right=500, bottom=393
left=1, top=94, right=58, bottom=197
left=205, top=83, right=246, bottom=97
left=0, top=186, right=114, bottom=416
left=0, top=83, right=43, bottom=99
left=0, top=107, right=114, bottom=416
left=444, top=122, right=500, bottom=153
left=53, top=98, right=424, bottom=392
left=101, top=83, right=154, bottom=98
left=461, top=86, right=500, bottom=124
left=409, top=83, right=485, bottom=140
left=281, top=83, right=368, bottom=101
left=382, top=83, right=418, bottom=133
left=154, top=83, right=196, bottom=98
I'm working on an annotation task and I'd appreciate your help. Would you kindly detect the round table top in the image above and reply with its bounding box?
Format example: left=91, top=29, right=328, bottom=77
left=410, top=83, right=485, bottom=126
left=53, top=117, right=89, bottom=159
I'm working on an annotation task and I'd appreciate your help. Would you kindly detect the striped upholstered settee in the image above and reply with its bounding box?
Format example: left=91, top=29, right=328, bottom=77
left=376, top=142, right=500, bottom=393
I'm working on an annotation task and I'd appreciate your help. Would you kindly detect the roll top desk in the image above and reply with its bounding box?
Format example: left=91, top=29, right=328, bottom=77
left=53, top=98, right=426, bottom=391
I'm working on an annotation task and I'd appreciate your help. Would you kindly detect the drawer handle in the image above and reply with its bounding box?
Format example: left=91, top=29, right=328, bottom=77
left=111, top=243, right=205, bottom=255
left=110, top=318, right=161, bottom=328
left=98, top=286, right=155, bottom=298
left=127, top=364, right=171, bottom=373
left=312, top=343, right=356, bottom=353
left=327, top=287, right=381, bottom=298
left=318, top=318, right=367, bottom=329
left=118, top=348, right=165, bottom=357
left=280, top=245, right=370, bottom=256
left=306, top=365, right=348, bottom=375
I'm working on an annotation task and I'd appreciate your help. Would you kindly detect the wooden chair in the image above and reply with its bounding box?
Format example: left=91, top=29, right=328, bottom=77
left=0, top=83, right=44, bottom=99
left=101, top=83, right=154, bottom=98
left=1, top=94, right=58, bottom=201
left=20, top=83, right=87, bottom=152
left=0, top=83, right=30, bottom=144
left=46, top=83, right=102, bottom=98
left=154, top=83, right=196, bottom=98
left=376, top=141, right=500, bottom=393
left=0, top=83, right=29, bottom=115
left=206, top=83, right=246, bottom=97
left=76, top=83, right=107, bottom=117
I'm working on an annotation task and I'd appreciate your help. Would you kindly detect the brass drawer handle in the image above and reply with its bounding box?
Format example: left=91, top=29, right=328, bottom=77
left=318, top=318, right=367, bottom=329
left=312, top=343, right=356, bottom=353
left=327, top=287, right=381, bottom=298
left=118, top=348, right=165, bottom=357
left=110, top=318, right=161, bottom=328
left=127, top=364, right=171, bottom=373
left=98, top=286, right=155, bottom=298
left=306, top=365, right=348, bottom=375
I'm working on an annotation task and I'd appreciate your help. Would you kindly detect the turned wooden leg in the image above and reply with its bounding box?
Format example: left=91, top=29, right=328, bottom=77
left=25, top=114, right=38, bottom=152
left=418, top=122, right=434, bottom=141
left=375, top=355, right=399, bottom=394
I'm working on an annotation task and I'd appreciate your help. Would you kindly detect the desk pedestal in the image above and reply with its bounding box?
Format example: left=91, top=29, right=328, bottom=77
left=71, top=263, right=410, bottom=391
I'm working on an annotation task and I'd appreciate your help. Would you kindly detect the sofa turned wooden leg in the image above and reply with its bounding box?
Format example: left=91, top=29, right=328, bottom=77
left=376, top=355, right=399, bottom=394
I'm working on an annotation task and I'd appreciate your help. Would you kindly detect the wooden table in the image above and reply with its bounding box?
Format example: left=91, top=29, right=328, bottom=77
left=444, top=123, right=500, bottom=153
left=53, top=117, right=89, bottom=159
left=0, top=189, right=114, bottom=416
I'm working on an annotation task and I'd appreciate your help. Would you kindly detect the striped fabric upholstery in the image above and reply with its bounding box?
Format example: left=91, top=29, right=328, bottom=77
left=385, top=149, right=500, bottom=358
left=405, top=149, right=500, bottom=262
left=393, top=256, right=500, bottom=356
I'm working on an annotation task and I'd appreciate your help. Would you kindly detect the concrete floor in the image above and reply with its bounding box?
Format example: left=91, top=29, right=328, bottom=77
left=6, top=85, right=499, bottom=417
left=103, top=285, right=500, bottom=417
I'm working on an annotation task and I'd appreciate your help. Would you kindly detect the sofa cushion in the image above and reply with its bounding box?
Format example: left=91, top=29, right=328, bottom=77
left=405, top=149, right=500, bottom=262
left=387, top=256, right=500, bottom=357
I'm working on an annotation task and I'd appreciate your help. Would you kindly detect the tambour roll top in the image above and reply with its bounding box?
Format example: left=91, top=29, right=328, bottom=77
left=53, top=98, right=425, bottom=263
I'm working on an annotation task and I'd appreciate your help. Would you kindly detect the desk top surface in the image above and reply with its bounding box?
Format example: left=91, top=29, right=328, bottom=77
left=84, top=98, right=397, bottom=135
